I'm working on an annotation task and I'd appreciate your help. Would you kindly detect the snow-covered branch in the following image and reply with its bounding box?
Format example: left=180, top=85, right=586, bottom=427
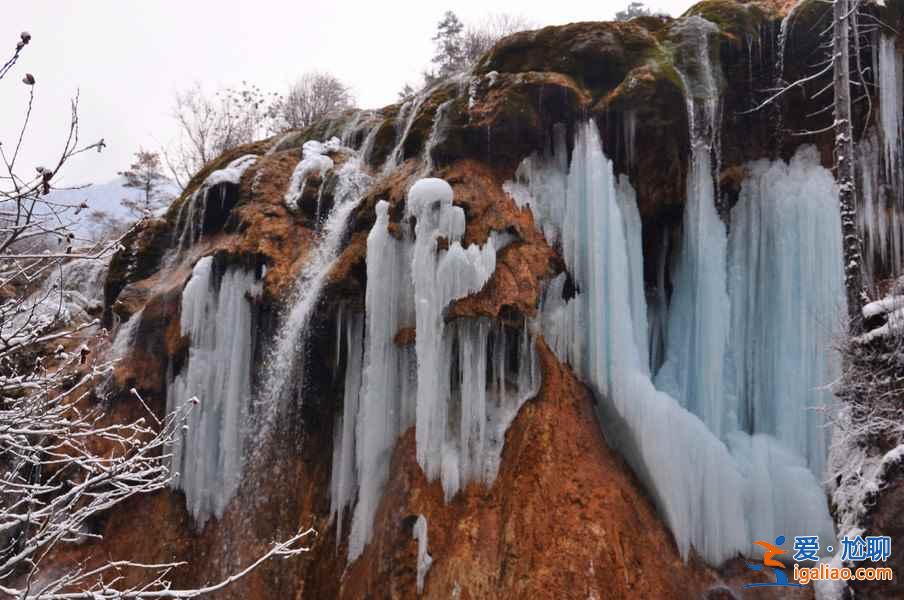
left=0, top=33, right=310, bottom=599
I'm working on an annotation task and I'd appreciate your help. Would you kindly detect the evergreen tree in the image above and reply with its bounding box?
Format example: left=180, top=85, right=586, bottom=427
left=429, top=11, right=466, bottom=82
left=119, top=149, right=170, bottom=218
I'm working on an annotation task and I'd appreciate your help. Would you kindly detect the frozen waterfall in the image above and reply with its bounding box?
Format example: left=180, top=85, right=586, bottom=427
left=727, top=146, right=845, bottom=478
left=167, top=256, right=262, bottom=526
left=517, top=121, right=838, bottom=563
left=858, top=35, right=904, bottom=285
left=332, top=184, right=540, bottom=562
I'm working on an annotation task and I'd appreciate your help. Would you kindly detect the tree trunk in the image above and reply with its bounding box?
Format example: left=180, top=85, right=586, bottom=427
left=834, top=0, right=864, bottom=332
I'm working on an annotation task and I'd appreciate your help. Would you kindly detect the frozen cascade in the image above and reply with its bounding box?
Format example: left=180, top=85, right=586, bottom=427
left=261, top=154, right=371, bottom=411
left=856, top=37, right=904, bottom=284
left=172, top=154, right=258, bottom=253
left=727, top=146, right=845, bottom=478
left=858, top=130, right=904, bottom=283
left=406, top=179, right=496, bottom=487
left=521, top=121, right=834, bottom=563
left=167, top=256, right=262, bottom=526
left=334, top=184, right=540, bottom=562
left=657, top=15, right=732, bottom=436
left=329, top=308, right=365, bottom=547
left=346, top=199, right=418, bottom=561
left=878, top=35, right=903, bottom=186
left=654, top=141, right=732, bottom=436
left=617, top=177, right=650, bottom=373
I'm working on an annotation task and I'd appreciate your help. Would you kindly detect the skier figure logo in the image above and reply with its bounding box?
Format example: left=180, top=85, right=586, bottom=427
left=743, top=536, right=805, bottom=588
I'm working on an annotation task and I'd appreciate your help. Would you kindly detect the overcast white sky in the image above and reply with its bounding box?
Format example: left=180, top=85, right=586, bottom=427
left=2, top=0, right=696, bottom=185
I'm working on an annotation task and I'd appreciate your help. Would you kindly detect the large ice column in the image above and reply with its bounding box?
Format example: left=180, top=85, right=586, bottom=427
left=656, top=14, right=733, bottom=437
left=727, top=146, right=845, bottom=478
left=167, top=256, right=261, bottom=526
left=538, top=122, right=747, bottom=563
left=654, top=142, right=733, bottom=437
left=407, top=179, right=496, bottom=484
left=346, top=200, right=418, bottom=561
left=335, top=183, right=540, bottom=562
left=524, top=120, right=838, bottom=563
left=617, top=176, right=650, bottom=374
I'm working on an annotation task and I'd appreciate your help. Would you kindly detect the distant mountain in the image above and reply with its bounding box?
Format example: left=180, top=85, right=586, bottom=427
left=47, top=176, right=181, bottom=241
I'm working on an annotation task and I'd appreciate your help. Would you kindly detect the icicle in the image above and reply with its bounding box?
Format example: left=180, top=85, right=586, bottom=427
left=412, top=515, right=432, bottom=595
left=330, top=308, right=364, bottom=547
left=347, top=200, right=417, bottom=561
left=407, top=178, right=496, bottom=485
left=878, top=35, right=903, bottom=187
left=167, top=256, right=260, bottom=526
left=340, top=186, right=540, bottom=561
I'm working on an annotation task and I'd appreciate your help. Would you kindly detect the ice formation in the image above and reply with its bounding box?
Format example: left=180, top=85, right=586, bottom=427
left=412, top=515, right=432, bottom=595
left=283, top=139, right=338, bottom=213
left=407, top=178, right=497, bottom=487
left=330, top=308, right=365, bottom=546
left=858, top=36, right=904, bottom=284
left=332, top=182, right=540, bottom=562
left=173, top=154, right=258, bottom=252
left=878, top=35, right=903, bottom=186
left=727, top=147, right=845, bottom=477
left=344, top=199, right=417, bottom=560
left=167, top=256, right=261, bottom=525
left=515, top=120, right=837, bottom=563
left=857, top=132, right=902, bottom=282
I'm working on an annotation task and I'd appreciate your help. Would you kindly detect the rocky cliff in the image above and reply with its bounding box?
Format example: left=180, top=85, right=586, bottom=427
left=47, top=0, right=904, bottom=597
